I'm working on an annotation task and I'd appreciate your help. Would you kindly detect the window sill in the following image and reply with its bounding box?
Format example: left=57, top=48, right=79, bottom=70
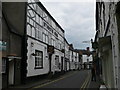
left=34, top=67, right=43, bottom=69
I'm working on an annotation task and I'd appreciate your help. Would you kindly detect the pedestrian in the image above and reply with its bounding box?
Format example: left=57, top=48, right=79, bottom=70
left=91, top=64, right=96, bottom=81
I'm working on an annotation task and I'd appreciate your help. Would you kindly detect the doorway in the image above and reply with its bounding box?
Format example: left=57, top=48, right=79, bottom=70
left=8, top=60, right=14, bottom=85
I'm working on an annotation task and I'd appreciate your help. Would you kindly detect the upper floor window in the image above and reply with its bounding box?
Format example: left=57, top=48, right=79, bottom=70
left=27, top=24, right=32, bottom=36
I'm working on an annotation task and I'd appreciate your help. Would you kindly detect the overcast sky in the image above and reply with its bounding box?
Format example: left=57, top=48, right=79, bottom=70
left=40, top=0, right=96, bottom=50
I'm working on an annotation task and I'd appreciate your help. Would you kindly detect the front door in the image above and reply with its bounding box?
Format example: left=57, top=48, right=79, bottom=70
left=61, top=57, right=63, bottom=71
left=8, top=60, right=14, bottom=85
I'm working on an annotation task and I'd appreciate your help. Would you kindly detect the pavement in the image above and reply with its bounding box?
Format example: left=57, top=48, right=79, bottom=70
left=87, top=74, right=101, bottom=89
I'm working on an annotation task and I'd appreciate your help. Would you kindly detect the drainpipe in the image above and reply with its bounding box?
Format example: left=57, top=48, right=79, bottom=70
left=21, top=2, right=27, bottom=84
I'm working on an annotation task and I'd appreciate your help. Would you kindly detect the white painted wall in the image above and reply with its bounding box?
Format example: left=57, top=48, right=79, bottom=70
left=67, top=62, right=70, bottom=71
left=82, top=55, right=92, bottom=63
left=97, top=1, right=120, bottom=88
left=27, top=38, right=49, bottom=77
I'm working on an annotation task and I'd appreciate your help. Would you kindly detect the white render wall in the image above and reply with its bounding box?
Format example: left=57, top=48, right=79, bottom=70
left=27, top=38, right=49, bottom=77
left=65, top=41, right=70, bottom=60
left=69, top=50, right=75, bottom=70
left=96, top=1, right=120, bottom=88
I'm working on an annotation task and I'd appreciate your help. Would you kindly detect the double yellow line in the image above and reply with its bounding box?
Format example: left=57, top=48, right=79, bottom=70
left=80, top=72, right=91, bottom=89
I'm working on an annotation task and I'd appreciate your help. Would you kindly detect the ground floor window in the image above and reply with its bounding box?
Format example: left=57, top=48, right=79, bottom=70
left=2, top=58, right=7, bottom=73
left=55, top=55, right=60, bottom=69
left=35, top=50, right=43, bottom=69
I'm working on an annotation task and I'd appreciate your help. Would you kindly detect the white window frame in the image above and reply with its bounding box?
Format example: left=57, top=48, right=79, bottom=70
left=35, top=50, right=43, bottom=69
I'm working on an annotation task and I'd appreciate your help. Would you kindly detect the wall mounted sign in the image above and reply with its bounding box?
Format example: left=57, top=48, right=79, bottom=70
left=0, top=41, right=7, bottom=51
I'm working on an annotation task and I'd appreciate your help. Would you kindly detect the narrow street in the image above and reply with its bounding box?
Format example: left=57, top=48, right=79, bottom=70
left=2, top=0, right=120, bottom=89
left=30, top=70, right=90, bottom=89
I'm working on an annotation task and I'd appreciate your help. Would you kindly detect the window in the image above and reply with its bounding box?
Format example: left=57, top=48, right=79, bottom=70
left=36, top=30, right=39, bottom=39
left=29, top=18, right=34, bottom=26
left=27, top=17, right=30, bottom=23
left=55, top=55, right=59, bottom=66
left=32, top=27, right=35, bottom=38
left=46, top=35, right=49, bottom=44
left=36, top=14, right=39, bottom=23
left=51, top=38, right=55, bottom=46
left=59, top=43, right=61, bottom=50
left=2, top=58, right=6, bottom=73
left=27, top=24, right=32, bottom=36
left=42, top=33, right=46, bottom=42
left=35, top=50, right=43, bottom=69
left=39, top=17, right=42, bottom=26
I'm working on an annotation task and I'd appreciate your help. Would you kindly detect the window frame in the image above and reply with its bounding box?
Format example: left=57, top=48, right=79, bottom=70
left=2, top=58, right=7, bottom=74
left=34, top=50, right=43, bottom=69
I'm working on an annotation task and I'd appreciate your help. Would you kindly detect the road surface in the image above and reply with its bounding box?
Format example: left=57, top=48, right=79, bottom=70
left=30, top=70, right=90, bottom=89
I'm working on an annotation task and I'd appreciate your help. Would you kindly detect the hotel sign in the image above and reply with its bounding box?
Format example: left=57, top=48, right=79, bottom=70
left=47, top=45, right=54, bottom=54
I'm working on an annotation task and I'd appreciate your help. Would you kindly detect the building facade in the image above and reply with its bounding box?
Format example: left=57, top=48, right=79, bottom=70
left=95, top=0, right=120, bottom=89
left=69, top=45, right=80, bottom=70
left=26, top=0, right=65, bottom=77
left=64, top=39, right=70, bottom=71
left=2, top=2, right=26, bottom=88
left=2, top=0, right=81, bottom=89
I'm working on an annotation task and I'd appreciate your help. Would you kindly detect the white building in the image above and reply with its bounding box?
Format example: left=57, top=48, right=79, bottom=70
left=69, top=45, right=80, bottom=70
left=69, top=45, right=75, bottom=70
left=95, top=0, right=120, bottom=88
left=64, top=39, right=70, bottom=71
left=26, top=0, right=65, bottom=77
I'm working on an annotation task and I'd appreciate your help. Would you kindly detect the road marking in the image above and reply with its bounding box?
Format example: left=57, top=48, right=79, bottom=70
left=29, top=71, right=77, bottom=89
left=85, top=74, right=91, bottom=88
left=83, top=73, right=91, bottom=88
left=80, top=71, right=91, bottom=89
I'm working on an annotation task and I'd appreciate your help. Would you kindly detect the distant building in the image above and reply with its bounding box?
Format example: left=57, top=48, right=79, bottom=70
left=69, top=45, right=81, bottom=70
left=64, top=39, right=70, bottom=71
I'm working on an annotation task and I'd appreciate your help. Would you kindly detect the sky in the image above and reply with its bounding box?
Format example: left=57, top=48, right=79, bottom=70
left=40, top=0, right=96, bottom=50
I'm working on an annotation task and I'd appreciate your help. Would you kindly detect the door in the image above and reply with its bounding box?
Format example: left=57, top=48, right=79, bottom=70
left=8, top=60, right=14, bottom=85
left=61, top=57, right=63, bottom=71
